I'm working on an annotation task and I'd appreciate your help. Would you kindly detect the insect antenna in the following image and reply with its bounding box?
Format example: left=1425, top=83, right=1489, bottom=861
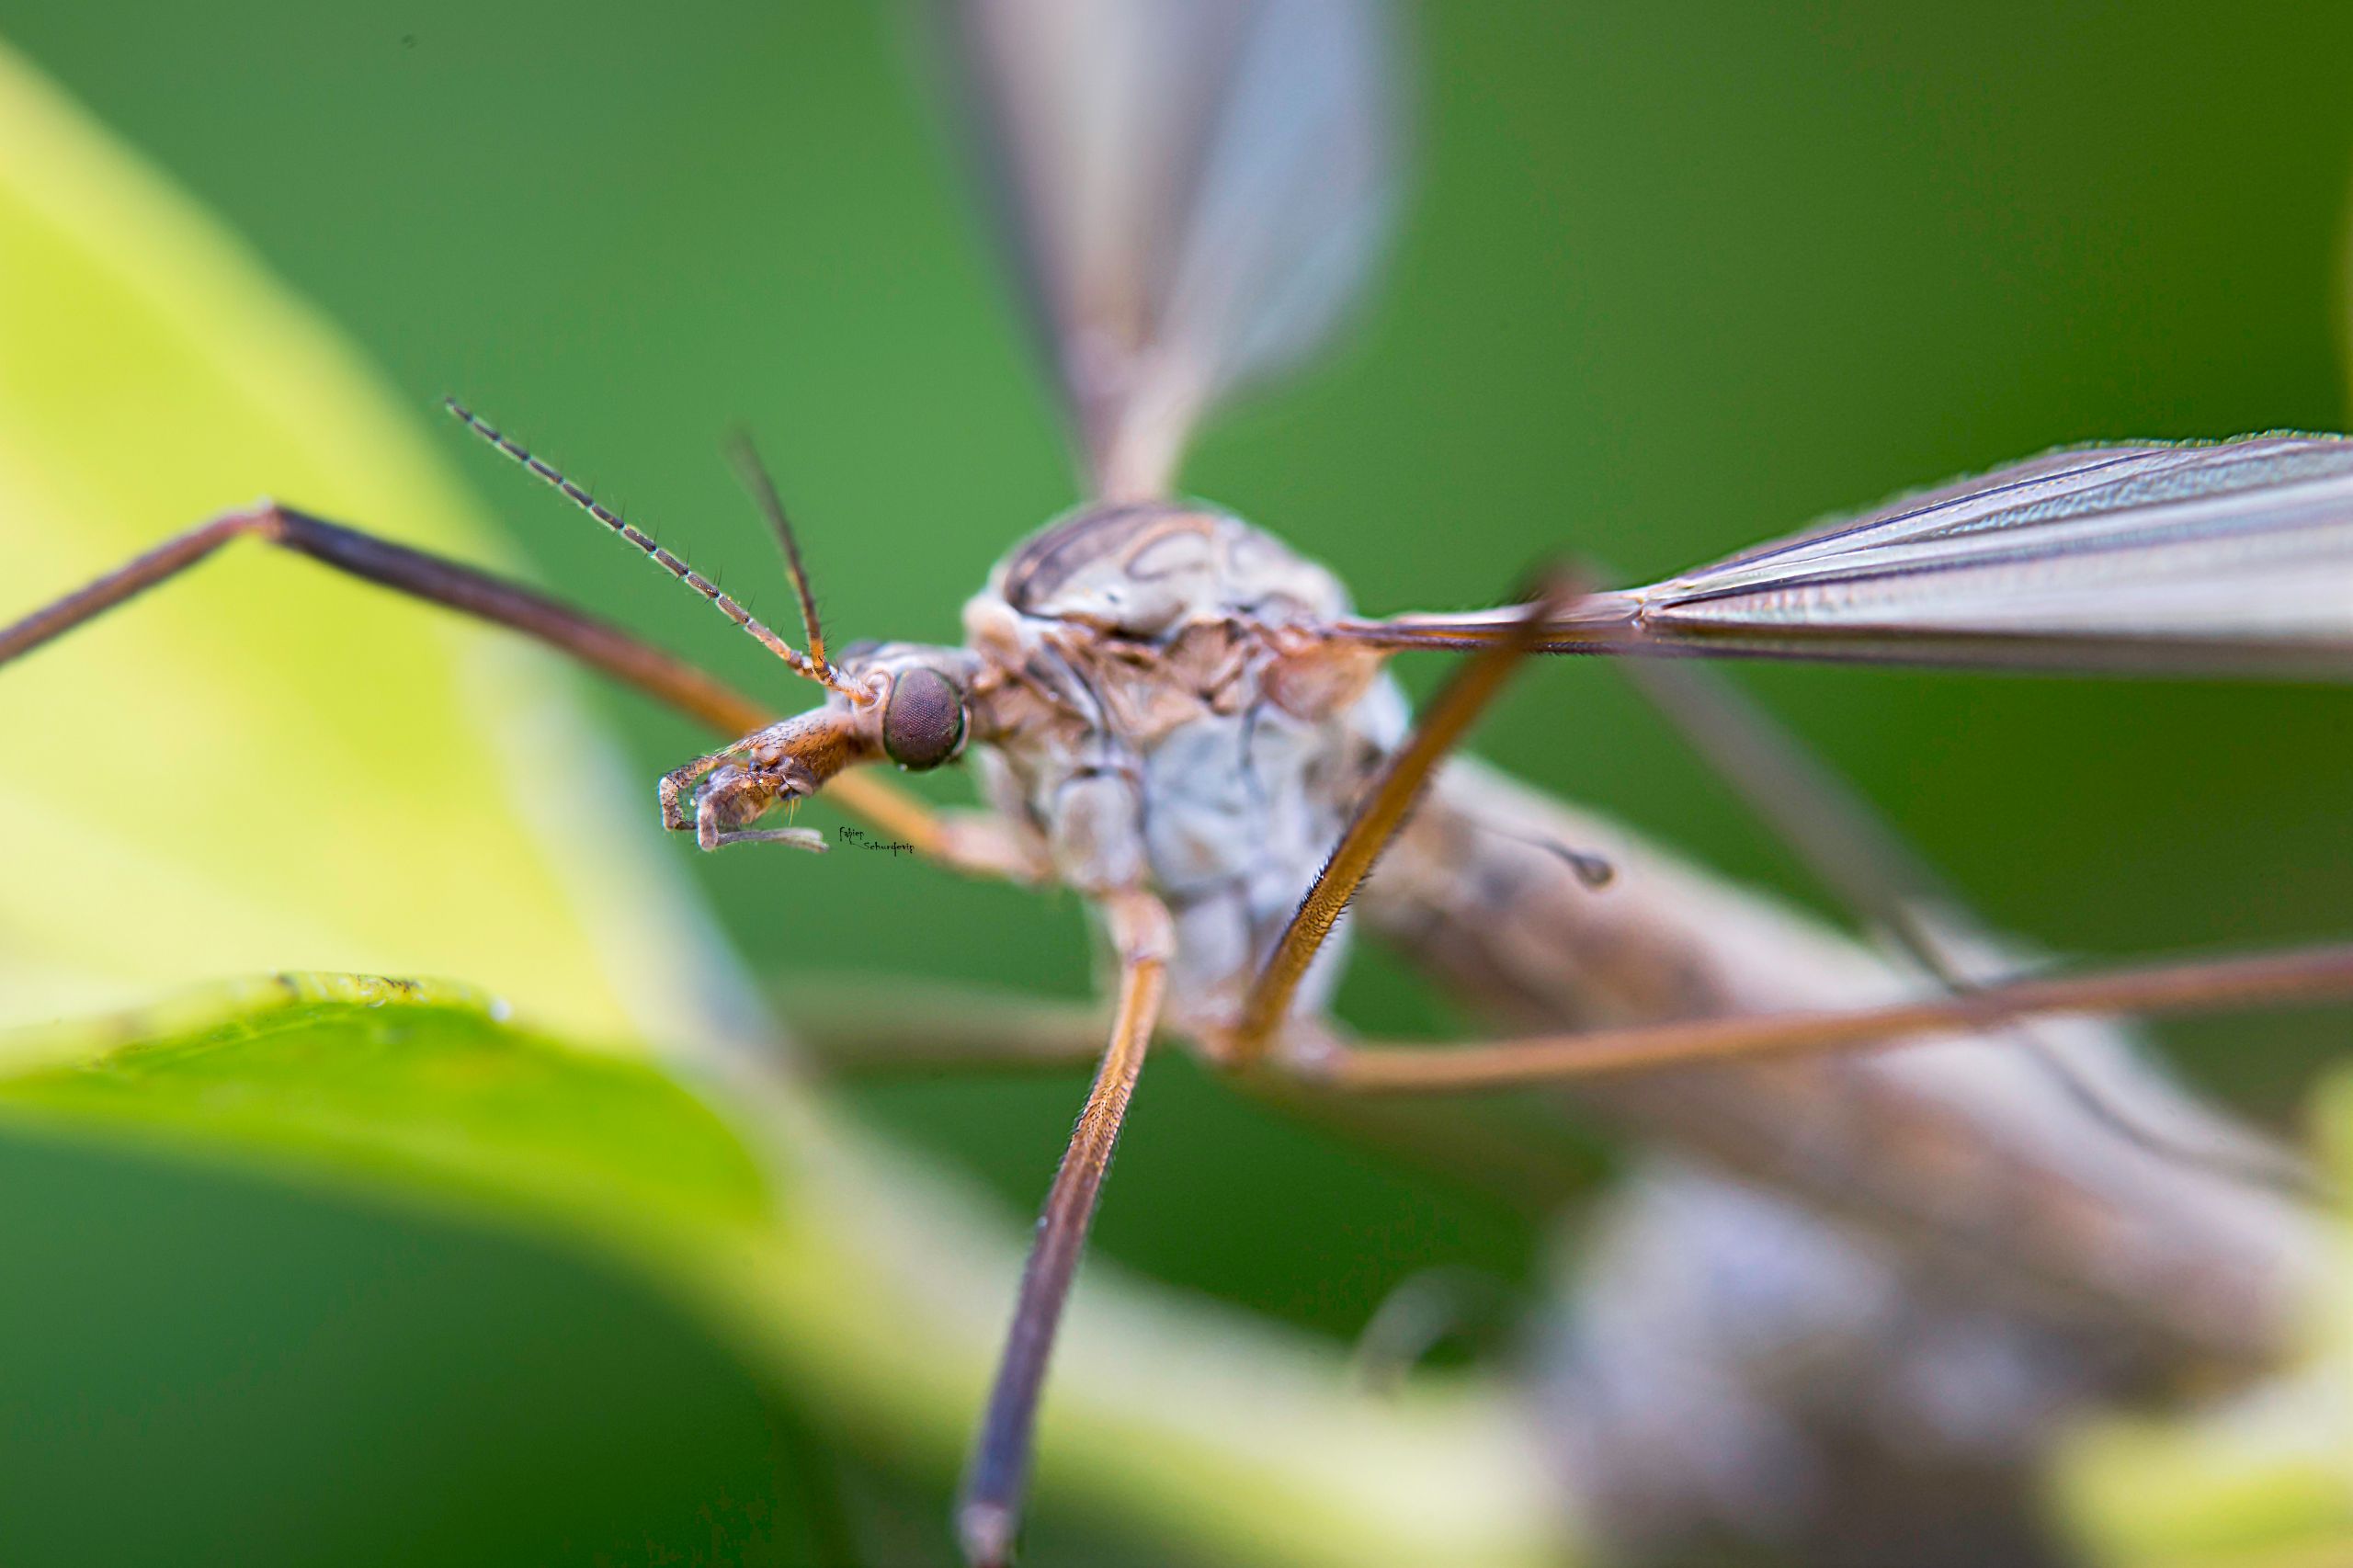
left=724, top=429, right=829, bottom=678
left=445, top=398, right=857, bottom=699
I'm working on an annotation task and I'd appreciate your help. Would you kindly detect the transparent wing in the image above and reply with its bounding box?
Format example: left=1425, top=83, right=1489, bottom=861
left=1342, top=436, right=2353, bottom=678
left=951, top=0, right=1400, bottom=501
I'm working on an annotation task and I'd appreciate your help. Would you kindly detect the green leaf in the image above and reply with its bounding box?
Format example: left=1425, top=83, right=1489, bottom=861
left=0, top=36, right=710, bottom=1041
left=0, top=977, right=767, bottom=1235
left=0, top=978, right=1575, bottom=1568
left=2054, top=1072, right=2353, bottom=1568
left=0, top=36, right=1574, bottom=1568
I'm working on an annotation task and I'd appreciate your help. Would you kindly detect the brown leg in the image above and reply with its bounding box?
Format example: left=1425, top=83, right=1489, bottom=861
left=1, top=504, right=769, bottom=727
left=661, top=748, right=740, bottom=832
left=847, top=794, right=1052, bottom=883
left=778, top=981, right=1110, bottom=1076
left=1290, top=941, right=2353, bottom=1095
left=0, top=504, right=1033, bottom=881
left=779, top=979, right=1608, bottom=1220
left=1617, top=656, right=1961, bottom=958
left=1226, top=574, right=1586, bottom=1065
left=1621, top=656, right=2320, bottom=1196
left=957, top=892, right=1173, bottom=1568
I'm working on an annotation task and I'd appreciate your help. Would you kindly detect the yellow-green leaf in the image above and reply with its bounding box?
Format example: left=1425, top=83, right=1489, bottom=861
left=2055, top=1072, right=2353, bottom=1568
left=0, top=36, right=709, bottom=1040
left=0, top=37, right=1574, bottom=1568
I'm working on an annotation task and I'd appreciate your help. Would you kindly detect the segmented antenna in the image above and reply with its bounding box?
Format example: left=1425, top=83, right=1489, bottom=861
left=444, top=399, right=853, bottom=699
left=724, top=429, right=829, bottom=677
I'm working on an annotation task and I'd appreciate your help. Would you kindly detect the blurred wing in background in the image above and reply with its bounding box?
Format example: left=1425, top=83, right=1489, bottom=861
left=951, top=0, right=1400, bottom=500
left=1349, top=436, right=2353, bottom=678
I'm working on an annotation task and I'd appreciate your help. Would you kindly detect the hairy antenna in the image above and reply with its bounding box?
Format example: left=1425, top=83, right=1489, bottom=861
left=444, top=398, right=855, bottom=699
left=724, top=429, right=829, bottom=677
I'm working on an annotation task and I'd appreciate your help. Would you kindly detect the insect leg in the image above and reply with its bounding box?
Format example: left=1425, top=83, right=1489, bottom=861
left=958, top=891, right=1173, bottom=1568
left=0, top=503, right=770, bottom=728
left=1619, top=657, right=1958, bottom=954
left=1225, top=573, right=1585, bottom=1065
left=1288, top=940, right=2353, bottom=1094
left=660, top=749, right=737, bottom=832
left=0, top=503, right=1034, bottom=881
left=776, top=982, right=1111, bottom=1075
left=1622, top=656, right=2322, bottom=1196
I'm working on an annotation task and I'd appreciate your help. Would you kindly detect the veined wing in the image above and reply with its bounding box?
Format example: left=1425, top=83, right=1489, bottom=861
left=1342, top=435, right=2353, bottom=678
left=950, top=0, right=1399, bottom=502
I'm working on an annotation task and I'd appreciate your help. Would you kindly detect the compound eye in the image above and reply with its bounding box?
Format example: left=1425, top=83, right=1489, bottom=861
left=881, top=666, right=967, bottom=770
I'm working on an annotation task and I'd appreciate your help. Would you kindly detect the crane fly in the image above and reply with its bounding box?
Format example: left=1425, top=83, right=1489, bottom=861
left=6, top=2, right=2353, bottom=1562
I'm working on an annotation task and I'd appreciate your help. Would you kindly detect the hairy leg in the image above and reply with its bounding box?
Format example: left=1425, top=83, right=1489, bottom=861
left=1227, top=574, right=1586, bottom=1065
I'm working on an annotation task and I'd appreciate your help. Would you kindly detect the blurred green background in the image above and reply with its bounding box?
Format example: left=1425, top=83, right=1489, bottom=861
left=5, top=2, right=2352, bottom=1562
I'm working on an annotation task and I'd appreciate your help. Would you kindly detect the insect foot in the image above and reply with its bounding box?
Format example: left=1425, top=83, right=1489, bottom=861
left=957, top=1499, right=1017, bottom=1568
left=678, top=764, right=824, bottom=853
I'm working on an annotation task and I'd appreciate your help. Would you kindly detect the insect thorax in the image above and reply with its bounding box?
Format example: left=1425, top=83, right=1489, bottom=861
left=963, top=501, right=1405, bottom=1020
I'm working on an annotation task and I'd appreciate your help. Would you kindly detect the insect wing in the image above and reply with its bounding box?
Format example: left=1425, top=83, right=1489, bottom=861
left=1347, top=436, right=2353, bottom=677
left=951, top=0, right=1400, bottom=501
left=1619, top=434, right=2353, bottom=673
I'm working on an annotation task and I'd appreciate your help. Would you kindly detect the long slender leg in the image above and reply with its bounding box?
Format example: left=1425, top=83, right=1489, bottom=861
left=0, top=504, right=1032, bottom=881
left=779, top=982, right=1110, bottom=1076
left=3, top=512, right=251, bottom=664
left=1623, top=656, right=2321, bottom=1195
left=1619, top=657, right=1960, bottom=958
left=1228, top=574, right=1584, bottom=1064
left=1, top=505, right=771, bottom=730
left=1295, top=941, right=2353, bottom=1094
left=957, top=892, right=1173, bottom=1568
left=777, top=983, right=1604, bottom=1221
left=848, top=794, right=1053, bottom=883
